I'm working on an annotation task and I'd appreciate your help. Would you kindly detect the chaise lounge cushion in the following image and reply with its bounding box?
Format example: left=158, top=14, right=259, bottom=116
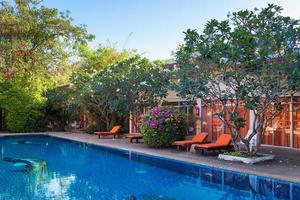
left=94, top=125, right=121, bottom=137
left=195, top=134, right=231, bottom=149
left=173, top=133, right=208, bottom=146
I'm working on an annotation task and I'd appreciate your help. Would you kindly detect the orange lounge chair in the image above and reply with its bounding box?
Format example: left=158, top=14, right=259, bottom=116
left=194, top=134, right=232, bottom=154
left=94, top=125, right=121, bottom=138
left=173, top=133, right=208, bottom=151
left=125, top=133, right=143, bottom=143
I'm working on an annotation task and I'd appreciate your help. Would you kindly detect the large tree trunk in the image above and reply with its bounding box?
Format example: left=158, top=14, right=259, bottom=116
left=105, top=113, right=110, bottom=130
left=130, top=114, right=140, bottom=133
left=241, top=113, right=264, bottom=156
left=232, top=129, right=240, bottom=151
left=250, top=115, right=264, bottom=155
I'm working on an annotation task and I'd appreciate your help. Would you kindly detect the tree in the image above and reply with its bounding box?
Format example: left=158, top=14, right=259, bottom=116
left=72, top=56, right=171, bottom=130
left=69, top=45, right=132, bottom=129
left=109, top=57, right=171, bottom=131
left=78, top=43, right=132, bottom=72
left=176, top=4, right=300, bottom=155
left=0, top=0, right=93, bottom=132
left=42, top=85, right=78, bottom=131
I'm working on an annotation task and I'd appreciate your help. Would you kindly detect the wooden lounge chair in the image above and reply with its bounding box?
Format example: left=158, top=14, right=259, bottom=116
left=94, top=125, right=121, bottom=138
left=194, top=134, right=232, bottom=154
left=173, top=133, right=208, bottom=151
left=125, top=133, right=143, bottom=143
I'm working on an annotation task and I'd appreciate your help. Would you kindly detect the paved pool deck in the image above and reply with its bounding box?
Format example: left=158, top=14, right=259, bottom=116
left=1, top=132, right=300, bottom=184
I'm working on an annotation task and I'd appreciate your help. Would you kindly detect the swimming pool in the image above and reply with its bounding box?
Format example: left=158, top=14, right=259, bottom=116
left=0, top=135, right=299, bottom=200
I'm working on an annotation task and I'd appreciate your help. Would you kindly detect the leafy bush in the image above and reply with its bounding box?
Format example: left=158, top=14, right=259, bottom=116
left=85, top=125, right=99, bottom=134
left=0, top=74, right=50, bottom=132
left=140, top=107, right=187, bottom=147
left=223, top=151, right=262, bottom=158
left=42, top=86, right=77, bottom=131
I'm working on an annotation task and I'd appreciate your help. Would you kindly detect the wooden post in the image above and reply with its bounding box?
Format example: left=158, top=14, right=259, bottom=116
left=272, top=106, right=275, bottom=145
left=129, top=111, right=132, bottom=134
left=196, top=99, right=202, bottom=133
left=198, top=99, right=202, bottom=133
left=210, top=107, right=213, bottom=141
left=290, top=95, right=294, bottom=148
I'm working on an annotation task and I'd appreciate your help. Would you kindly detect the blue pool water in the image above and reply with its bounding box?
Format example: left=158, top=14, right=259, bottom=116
left=0, top=135, right=299, bottom=200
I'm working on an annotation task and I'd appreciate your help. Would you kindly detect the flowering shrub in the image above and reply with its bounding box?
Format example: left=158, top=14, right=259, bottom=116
left=140, top=107, right=187, bottom=147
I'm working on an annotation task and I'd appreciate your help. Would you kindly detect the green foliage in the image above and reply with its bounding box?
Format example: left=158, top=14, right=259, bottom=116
left=72, top=55, right=171, bottom=130
left=101, top=56, right=170, bottom=115
left=42, top=85, right=77, bottom=131
left=78, top=43, right=132, bottom=72
left=223, top=151, right=256, bottom=158
left=0, top=0, right=93, bottom=76
left=85, top=125, right=99, bottom=134
left=68, top=45, right=134, bottom=131
left=140, top=107, right=187, bottom=147
left=0, top=0, right=93, bottom=132
left=0, top=73, right=52, bottom=132
left=175, top=4, right=300, bottom=155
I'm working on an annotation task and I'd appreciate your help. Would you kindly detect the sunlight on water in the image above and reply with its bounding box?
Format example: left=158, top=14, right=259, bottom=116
left=42, top=174, right=76, bottom=199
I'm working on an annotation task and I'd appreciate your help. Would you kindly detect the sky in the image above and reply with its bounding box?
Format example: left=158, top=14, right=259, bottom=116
left=43, top=0, right=300, bottom=60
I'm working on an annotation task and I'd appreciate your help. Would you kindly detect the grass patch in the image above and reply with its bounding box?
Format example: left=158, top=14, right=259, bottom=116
left=223, top=151, right=259, bottom=158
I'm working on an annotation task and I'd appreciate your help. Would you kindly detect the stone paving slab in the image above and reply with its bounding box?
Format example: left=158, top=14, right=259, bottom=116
left=1, top=132, right=300, bottom=184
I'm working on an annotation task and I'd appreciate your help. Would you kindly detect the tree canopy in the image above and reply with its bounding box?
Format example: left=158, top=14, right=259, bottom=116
left=176, top=4, right=300, bottom=155
left=71, top=55, right=171, bottom=130
left=78, top=43, right=132, bottom=73
left=0, top=0, right=93, bottom=132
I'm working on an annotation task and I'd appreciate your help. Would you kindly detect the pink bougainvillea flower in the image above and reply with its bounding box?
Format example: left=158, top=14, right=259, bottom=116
left=149, top=120, right=157, bottom=129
